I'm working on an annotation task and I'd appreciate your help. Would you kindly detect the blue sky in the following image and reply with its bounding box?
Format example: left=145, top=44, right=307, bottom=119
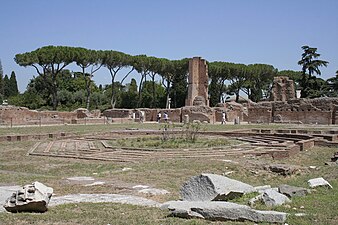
left=1, top=0, right=337, bottom=92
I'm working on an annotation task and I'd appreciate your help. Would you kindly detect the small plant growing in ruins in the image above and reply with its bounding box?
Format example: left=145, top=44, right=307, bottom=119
left=161, top=121, right=205, bottom=143
left=183, top=121, right=204, bottom=143
left=161, top=122, right=175, bottom=142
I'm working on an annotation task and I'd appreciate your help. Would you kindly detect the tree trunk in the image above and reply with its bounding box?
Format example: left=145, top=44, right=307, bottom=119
left=52, top=75, right=58, bottom=110
left=85, top=78, right=91, bottom=110
left=152, top=75, right=156, bottom=108
left=82, top=67, right=91, bottom=110
left=111, top=76, right=116, bottom=109
left=235, top=89, right=240, bottom=102
left=137, top=74, right=145, bottom=108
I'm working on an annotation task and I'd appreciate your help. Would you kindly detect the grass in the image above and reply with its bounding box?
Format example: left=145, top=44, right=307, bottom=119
left=2, top=121, right=334, bottom=136
left=0, top=124, right=337, bottom=224
left=111, top=136, right=241, bottom=149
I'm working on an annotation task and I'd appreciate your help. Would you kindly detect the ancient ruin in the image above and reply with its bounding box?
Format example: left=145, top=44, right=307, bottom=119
left=0, top=61, right=337, bottom=126
left=270, top=76, right=296, bottom=102
left=248, top=97, right=338, bottom=124
left=17, top=128, right=336, bottom=162
left=185, top=57, right=209, bottom=107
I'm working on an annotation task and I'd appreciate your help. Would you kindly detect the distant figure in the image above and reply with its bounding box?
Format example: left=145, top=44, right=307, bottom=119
left=163, top=112, right=168, bottom=123
left=140, top=111, right=145, bottom=123
left=157, top=112, right=162, bottom=123
left=221, top=111, right=226, bottom=124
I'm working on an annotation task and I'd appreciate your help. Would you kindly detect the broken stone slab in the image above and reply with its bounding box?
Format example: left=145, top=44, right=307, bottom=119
left=261, top=189, right=291, bottom=207
left=308, top=177, right=333, bottom=189
left=3, top=182, right=53, bottom=213
left=180, top=173, right=255, bottom=201
left=278, top=184, right=309, bottom=198
left=161, top=200, right=287, bottom=223
left=249, top=189, right=291, bottom=207
left=254, top=185, right=271, bottom=192
left=49, top=194, right=161, bottom=208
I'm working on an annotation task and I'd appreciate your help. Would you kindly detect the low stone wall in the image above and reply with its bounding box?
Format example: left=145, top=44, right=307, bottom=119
left=248, top=108, right=272, bottom=123
left=102, top=109, right=131, bottom=118
left=0, top=106, right=78, bottom=125
left=274, top=110, right=332, bottom=125
left=247, top=97, right=338, bottom=125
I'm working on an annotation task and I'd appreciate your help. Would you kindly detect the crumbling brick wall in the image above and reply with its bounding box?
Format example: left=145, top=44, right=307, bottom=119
left=186, top=57, right=209, bottom=106
left=270, top=76, right=295, bottom=102
left=248, top=97, right=338, bottom=124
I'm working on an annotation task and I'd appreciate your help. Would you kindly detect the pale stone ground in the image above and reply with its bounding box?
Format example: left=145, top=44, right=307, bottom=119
left=0, top=176, right=168, bottom=213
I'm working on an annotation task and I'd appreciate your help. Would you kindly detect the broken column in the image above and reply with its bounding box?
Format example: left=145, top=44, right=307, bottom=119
left=185, top=57, right=209, bottom=107
left=3, top=181, right=53, bottom=213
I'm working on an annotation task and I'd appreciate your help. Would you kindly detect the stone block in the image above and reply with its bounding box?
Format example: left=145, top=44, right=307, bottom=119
left=180, top=173, right=254, bottom=201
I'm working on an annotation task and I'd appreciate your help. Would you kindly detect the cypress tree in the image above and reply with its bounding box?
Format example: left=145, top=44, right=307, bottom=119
left=0, top=60, right=3, bottom=96
left=3, top=74, right=9, bottom=98
left=9, top=71, right=19, bottom=96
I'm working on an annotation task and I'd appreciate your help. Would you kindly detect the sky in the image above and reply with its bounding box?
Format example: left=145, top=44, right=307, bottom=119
left=1, top=0, right=338, bottom=93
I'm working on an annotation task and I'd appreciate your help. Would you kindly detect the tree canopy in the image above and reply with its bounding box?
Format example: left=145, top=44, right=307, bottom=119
left=298, top=45, right=329, bottom=98
left=12, top=45, right=336, bottom=111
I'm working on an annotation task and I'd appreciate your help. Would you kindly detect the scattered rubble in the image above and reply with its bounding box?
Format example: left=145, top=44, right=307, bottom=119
left=180, top=173, right=254, bottom=201
left=331, top=152, right=338, bottom=162
left=308, top=177, right=333, bottom=189
left=278, top=184, right=309, bottom=198
left=261, top=189, right=291, bottom=207
left=249, top=189, right=291, bottom=207
left=3, top=182, right=53, bottom=213
left=161, top=200, right=287, bottom=223
left=325, top=152, right=338, bottom=166
left=263, top=164, right=299, bottom=176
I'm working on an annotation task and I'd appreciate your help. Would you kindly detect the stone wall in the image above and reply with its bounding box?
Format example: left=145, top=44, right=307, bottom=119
left=215, top=102, right=245, bottom=122
left=181, top=106, right=213, bottom=123
left=102, top=109, right=131, bottom=118
left=0, top=106, right=78, bottom=125
left=274, top=110, right=332, bottom=124
left=248, top=97, right=338, bottom=124
left=2, top=97, right=337, bottom=126
left=248, top=108, right=273, bottom=123
left=0, top=106, right=101, bottom=126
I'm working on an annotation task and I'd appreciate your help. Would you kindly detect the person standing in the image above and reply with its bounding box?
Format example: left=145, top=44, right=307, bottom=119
left=157, top=112, right=162, bottom=123
left=221, top=111, right=226, bottom=124
left=163, top=112, right=168, bottom=123
left=140, top=111, right=145, bottom=123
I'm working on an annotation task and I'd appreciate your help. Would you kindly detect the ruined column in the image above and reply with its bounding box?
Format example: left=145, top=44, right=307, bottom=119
left=270, top=76, right=295, bottom=102
left=185, top=57, right=209, bottom=106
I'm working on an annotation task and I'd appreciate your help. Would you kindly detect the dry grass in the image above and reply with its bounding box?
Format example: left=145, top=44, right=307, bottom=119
left=0, top=124, right=337, bottom=224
